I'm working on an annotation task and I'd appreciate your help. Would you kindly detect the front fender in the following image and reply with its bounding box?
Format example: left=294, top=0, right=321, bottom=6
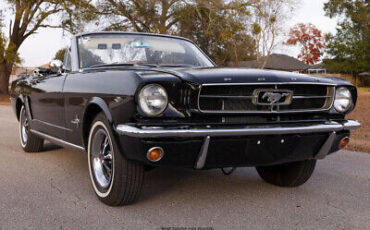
left=85, top=97, right=113, bottom=124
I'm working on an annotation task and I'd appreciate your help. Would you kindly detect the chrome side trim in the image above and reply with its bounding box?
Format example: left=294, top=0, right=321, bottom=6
left=194, top=136, right=210, bottom=169
left=201, top=82, right=337, bottom=86
left=115, top=120, right=361, bottom=138
left=30, top=129, right=86, bottom=153
left=32, top=119, right=73, bottom=132
left=315, top=131, right=337, bottom=159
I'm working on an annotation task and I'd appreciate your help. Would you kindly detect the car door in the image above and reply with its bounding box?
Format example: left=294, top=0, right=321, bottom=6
left=28, top=70, right=67, bottom=139
left=63, top=71, right=87, bottom=148
left=61, top=47, right=86, bottom=148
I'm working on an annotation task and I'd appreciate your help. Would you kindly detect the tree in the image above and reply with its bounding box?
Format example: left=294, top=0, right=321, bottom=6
left=97, top=0, right=185, bottom=34
left=0, top=0, right=95, bottom=95
left=177, top=0, right=255, bottom=65
left=54, top=48, right=66, bottom=62
left=285, top=23, right=326, bottom=65
left=0, top=10, right=21, bottom=93
left=249, top=0, right=296, bottom=69
left=323, top=0, right=370, bottom=74
left=98, top=0, right=256, bottom=66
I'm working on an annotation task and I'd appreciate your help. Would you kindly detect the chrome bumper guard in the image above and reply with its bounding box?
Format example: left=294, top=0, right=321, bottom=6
left=115, top=120, right=360, bottom=138
left=115, top=120, right=360, bottom=168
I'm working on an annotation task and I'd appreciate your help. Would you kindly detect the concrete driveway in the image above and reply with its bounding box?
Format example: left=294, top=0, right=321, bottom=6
left=0, top=105, right=369, bottom=230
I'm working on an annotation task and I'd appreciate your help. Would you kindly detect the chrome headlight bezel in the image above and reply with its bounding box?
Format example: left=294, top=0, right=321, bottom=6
left=334, top=87, right=353, bottom=113
left=138, top=84, right=168, bottom=117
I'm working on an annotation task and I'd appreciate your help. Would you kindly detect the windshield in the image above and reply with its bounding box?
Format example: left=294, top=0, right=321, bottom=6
left=78, top=34, right=214, bottom=69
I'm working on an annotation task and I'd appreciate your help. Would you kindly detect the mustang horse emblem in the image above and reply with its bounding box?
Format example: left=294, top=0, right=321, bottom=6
left=262, top=92, right=290, bottom=104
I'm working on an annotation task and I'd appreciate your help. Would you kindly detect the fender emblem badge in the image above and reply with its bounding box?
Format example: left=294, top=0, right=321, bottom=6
left=71, top=115, right=80, bottom=128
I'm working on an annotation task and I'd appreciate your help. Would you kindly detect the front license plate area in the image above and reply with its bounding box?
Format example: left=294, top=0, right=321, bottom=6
left=204, top=134, right=327, bottom=168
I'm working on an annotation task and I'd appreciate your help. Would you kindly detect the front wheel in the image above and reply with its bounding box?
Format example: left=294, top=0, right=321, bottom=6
left=256, top=159, right=317, bottom=187
left=19, top=106, right=43, bottom=152
left=88, top=113, right=144, bottom=206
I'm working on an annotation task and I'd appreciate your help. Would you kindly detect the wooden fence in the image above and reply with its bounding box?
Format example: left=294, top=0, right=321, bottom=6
left=311, top=73, right=369, bottom=87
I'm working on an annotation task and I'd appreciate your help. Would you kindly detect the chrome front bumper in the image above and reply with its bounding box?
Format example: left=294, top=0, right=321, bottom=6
left=115, top=120, right=360, bottom=169
left=115, top=120, right=361, bottom=138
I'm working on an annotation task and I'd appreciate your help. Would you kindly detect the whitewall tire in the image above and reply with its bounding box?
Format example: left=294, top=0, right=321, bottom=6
left=19, top=106, right=43, bottom=152
left=87, top=112, right=144, bottom=206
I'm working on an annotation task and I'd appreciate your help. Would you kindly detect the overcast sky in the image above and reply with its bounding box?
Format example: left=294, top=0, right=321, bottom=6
left=0, top=0, right=338, bottom=67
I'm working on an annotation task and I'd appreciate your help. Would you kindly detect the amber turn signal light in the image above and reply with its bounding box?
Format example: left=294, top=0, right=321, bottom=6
left=339, top=137, right=349, bottom=149
left=147, top=147, right=164, bottom=162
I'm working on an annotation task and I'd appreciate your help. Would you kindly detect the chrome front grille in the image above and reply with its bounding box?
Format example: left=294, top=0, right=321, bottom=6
left=198, top=83, right=335, bottom=113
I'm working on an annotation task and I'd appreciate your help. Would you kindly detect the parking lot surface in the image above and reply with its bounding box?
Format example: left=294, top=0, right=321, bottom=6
left=0, top=106, right=369, bottom=230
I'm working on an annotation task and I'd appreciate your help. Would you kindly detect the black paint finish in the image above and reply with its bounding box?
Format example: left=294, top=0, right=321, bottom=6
left=9, top=33, right=358, bottom=169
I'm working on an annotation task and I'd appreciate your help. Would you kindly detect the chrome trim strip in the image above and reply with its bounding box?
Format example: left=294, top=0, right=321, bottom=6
left=201, top=82, right=337, bottom=86
left=194, top=136, right=210, bottom=169
left=293, top=95, right=332, bottom=99
left=32, top=119, right=73, bottom=132
left=315, top=131, right=337, bottom=159
left=115, top=120, right=361, bottom=138
left=194, top=109, right=331, bottom=114
left=30, top=129, right=86, bottom=153
left=199, top=95, right=257, bottom=99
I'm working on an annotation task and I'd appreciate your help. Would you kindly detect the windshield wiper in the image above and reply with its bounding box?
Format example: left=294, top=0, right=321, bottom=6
left=158, top=64, right=194, bottom=68
left=89, top=63, right=161, bottom=68
left=89, top=63, right=194, bottom=68
left=138, top=64, right=159, bottom=68
left=89, top=63, right=135, bottom=68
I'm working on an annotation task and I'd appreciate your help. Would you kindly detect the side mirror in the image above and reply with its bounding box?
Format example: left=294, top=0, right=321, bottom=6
left=50, top=60, right=63, bottom=73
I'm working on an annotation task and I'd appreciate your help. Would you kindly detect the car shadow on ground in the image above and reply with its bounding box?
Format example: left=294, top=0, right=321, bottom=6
left=138, top=165, right=269, bottom=203
left=42, top=142, right=63, bottom=152
left=29, top=143, right=302, bottom=204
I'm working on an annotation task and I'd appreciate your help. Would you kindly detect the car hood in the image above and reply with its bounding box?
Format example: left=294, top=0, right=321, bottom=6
left=86, top=66, right=351, bottom=86
left=138, top=67, right=349, bottom=85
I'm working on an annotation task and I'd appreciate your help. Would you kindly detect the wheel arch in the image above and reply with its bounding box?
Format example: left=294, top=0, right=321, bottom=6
left=82, top=97, right=114, bottom=150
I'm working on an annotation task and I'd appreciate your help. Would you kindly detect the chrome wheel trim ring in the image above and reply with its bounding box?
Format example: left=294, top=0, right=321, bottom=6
left=88, top=121, right=115, bottom=198
left=91, top=129, right=113, bottom=188
left=19, top=106, right=28, bottom=148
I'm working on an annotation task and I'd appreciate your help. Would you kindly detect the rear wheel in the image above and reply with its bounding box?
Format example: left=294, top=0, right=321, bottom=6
left=19, top=106, right=43, bottom=152
left=256, top=159, right=317, bottom=187
left=88, top=113, right=144, bottom=206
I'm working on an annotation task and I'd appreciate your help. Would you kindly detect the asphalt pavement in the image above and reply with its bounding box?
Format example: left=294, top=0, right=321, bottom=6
left=0, top=105, right=369, bottom=230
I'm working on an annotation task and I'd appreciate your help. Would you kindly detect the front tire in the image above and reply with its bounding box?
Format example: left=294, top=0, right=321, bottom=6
left=88, top=113, right=144, bottom=206
left=256, top=159, right=317, bottom=187
left=19, top=106, right=43, bottom=152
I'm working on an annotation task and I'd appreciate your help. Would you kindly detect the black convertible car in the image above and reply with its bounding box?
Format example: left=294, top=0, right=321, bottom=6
left=10, top=32, right=360, bottom=206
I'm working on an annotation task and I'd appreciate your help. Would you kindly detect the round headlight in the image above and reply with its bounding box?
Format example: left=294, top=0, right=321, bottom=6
left=334, top=87, right=353, bottom=113
left=138, top=84, right=168, bottom=116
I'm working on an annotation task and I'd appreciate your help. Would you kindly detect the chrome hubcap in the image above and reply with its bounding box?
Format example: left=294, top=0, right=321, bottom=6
left=91, top=129, right=113, bottom=189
